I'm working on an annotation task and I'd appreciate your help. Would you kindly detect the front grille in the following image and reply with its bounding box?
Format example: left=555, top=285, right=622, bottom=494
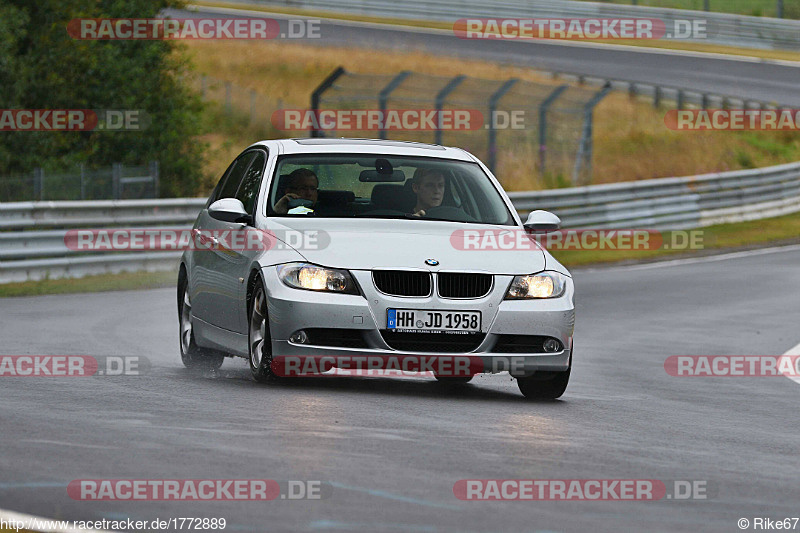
left=304, top=328, right=368, bottom=349
left=380, top=331, right=485, bottom=353
left=373, top=270, right=431, bottom=297
left=492, top=335, right=560, bottom=353
left=437, top=273, right=493, bottom=298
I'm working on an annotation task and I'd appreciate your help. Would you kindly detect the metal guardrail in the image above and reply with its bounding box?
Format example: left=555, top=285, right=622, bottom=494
left=0, top=198, right=205, bottom=230
left=510, top=161, right=800, bottom=228
left=207, top=0, right=800, bottom=50
left=2, top=161, right=800, bottom=283
left=0, top=199, right=205, bottom=283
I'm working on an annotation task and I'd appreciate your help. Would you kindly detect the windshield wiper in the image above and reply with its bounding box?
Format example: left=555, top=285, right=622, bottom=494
left=403, top=214, right=474, bottom=224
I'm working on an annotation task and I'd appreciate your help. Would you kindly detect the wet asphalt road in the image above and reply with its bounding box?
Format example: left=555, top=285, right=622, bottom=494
left=1, top=246, right=799, bottom=532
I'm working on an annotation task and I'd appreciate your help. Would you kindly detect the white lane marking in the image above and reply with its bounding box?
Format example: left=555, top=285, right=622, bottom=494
left=780, top=342, right=800, bottom=385
left=187, top=4, right=800, bottom=68
left=585, top=243, right=800, bottom=272
left=0, top=507, right=110, bottom=533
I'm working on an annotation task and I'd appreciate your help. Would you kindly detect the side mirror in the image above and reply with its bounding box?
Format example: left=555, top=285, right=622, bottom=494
left=523, top=210, right=561, bottom=231
left=208, top=198, right=251, bottom=224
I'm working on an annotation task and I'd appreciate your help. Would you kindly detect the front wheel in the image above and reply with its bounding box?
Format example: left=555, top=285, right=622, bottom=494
left=248, top=278, right=276, bottom=383
left=517, top=354, right=571, bottom=400
left=178, top=275, right=225, bottom=371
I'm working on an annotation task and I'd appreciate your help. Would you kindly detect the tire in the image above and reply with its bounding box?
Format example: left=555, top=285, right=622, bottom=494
left=434, top=375, right=474, bottom=385
left=248, top=277, right=276, bottom=383
left=178, top=273, right=225, bottom=371
left=517, top=354, right=571, bottom=400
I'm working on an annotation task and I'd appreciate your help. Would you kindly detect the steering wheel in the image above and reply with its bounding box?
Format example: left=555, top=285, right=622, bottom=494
left=423, top=205, right=477, bottom=222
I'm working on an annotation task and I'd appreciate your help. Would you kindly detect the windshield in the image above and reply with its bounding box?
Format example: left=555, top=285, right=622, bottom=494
left=267, top=154, right=516, bottom=225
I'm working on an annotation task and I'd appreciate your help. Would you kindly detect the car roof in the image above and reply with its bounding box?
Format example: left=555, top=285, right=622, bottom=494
left=249, top=138, right=477, bottom=162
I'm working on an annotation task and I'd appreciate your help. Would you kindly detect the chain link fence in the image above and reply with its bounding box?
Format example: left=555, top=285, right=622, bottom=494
left=310, top=68, right=610, bottom=187
left=0, top=163, right=159, bottom=202
left=190, top=73, right=283, bottom=126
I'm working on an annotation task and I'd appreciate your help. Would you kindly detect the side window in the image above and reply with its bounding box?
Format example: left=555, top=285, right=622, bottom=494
left=217, top=152, right=256, bottom=202
left=206, top=160, right=235, bottom=207
left=236, top=151, right=266, bottom=215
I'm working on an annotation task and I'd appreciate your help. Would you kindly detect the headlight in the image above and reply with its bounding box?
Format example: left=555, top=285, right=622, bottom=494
left=277, top=263, right=359, bottom=294
left=505, top=271, right=567, bottom=299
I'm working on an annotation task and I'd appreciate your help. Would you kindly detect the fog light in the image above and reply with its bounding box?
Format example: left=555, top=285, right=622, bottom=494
left=543, top=338, right=562, bottom=353
left=290, top=330, right=309, bottom=344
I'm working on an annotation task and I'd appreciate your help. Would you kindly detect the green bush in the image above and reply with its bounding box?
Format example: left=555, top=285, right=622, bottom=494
left=0, top=0, right=206, bottom=197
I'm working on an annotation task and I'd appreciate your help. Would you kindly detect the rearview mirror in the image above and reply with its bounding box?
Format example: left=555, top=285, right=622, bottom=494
left=523, top=210, right=561, bottom=231
left=208, top=198, right=251, bottom=224
left=358, top=169, right=405, bottom=182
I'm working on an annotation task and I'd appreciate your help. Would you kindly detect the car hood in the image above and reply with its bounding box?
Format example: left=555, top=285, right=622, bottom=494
left=265, top=218, right=546, bottom=274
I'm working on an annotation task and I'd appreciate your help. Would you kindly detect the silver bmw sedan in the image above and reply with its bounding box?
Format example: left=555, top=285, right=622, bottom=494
left=178, top=138, right=575, bottom=399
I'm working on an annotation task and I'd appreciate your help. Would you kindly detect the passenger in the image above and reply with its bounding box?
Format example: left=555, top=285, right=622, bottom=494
left=274, top=168, right=319, bottom=214
left=411, top=168, right=445, bottom=217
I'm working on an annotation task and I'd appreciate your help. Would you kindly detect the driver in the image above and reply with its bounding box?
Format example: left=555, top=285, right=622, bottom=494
left=274, top=168, right=319, bottom=214
left=411, top=168, right=445, bottom=217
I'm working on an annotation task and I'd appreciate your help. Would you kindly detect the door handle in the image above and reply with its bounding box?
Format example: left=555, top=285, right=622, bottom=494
left=193, top=229, right=219, bottom=247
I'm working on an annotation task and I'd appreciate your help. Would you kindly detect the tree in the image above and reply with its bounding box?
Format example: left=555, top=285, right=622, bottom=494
left=0, top=0, right=206, bottom=196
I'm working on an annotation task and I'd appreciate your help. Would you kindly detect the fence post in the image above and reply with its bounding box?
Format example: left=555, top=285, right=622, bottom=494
left=574, top=83, right=612, bottom=185
left=149, top=161, right=160, bottom=198
left=701, top=93, right=709, bottom=109
left=704, top=0, right=710, bottom=11
left=112, top=163, right=122, bottom=200
left=654, top=86, right=662, bottom=108
left=33, top=168, right=44, bottom=201
left=486, top=78, right=518, bottom=174
left=777, top=0, right=784, bottom=18
left=201, top=74, right=207, bottom=99
left=434, top=75, right=466, bottom=146
left=538, top=84, right=568, bottom=176
left=310, top=66, right=346, bottom=138
left=677, top=90, right=684, bottom=110
left=377, top=70, right=411, bottom=140
left=80, top=164, right=86, bottom=200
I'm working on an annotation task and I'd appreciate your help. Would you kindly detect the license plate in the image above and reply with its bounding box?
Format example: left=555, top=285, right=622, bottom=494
left=387, top=309, right=481, bottom=333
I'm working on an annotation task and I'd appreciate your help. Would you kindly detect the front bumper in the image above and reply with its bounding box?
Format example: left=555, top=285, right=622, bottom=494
left=262, top=267, right=574, bottom=376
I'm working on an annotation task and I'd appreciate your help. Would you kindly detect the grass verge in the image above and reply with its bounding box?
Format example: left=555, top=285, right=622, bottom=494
left=0, top=270, right=177, bottom=298
left=552, top=210, right=800, bottom=267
